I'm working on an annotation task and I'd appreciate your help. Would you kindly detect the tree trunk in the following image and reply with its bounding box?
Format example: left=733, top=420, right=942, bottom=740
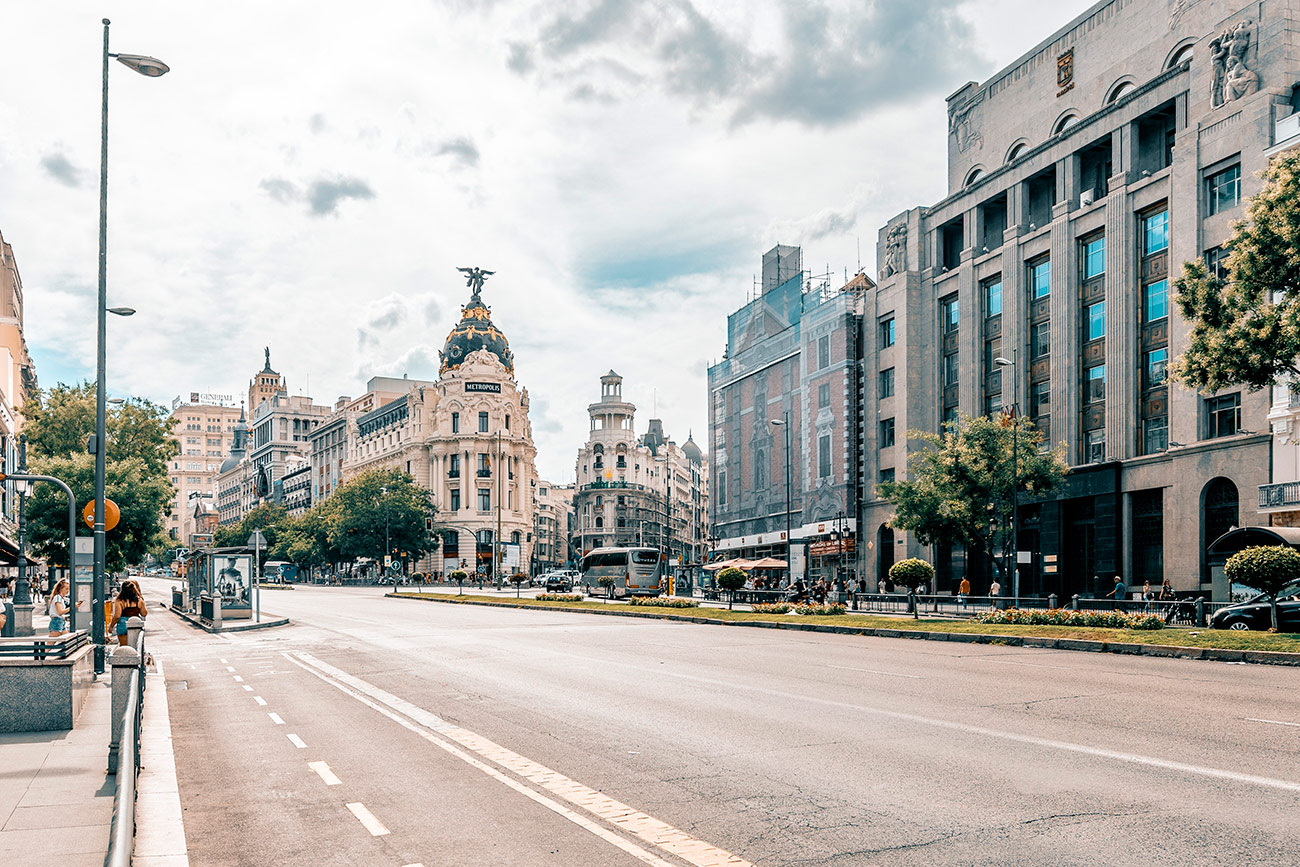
left=1271, top=595, right=1280, bottom=632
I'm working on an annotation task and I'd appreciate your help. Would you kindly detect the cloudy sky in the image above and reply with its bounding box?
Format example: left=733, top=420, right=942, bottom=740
left=0, top=0, right=1093, bottom=482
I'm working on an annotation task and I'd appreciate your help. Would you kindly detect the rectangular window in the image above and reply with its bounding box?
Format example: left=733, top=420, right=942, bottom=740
left=1206, top=393, right=1241, bottom=438
left=818, top=383, right=830, bottom=408
left=1084, top=301, right=1106, bottom=340
left=450, top=489, right=461, bottom=511
left=1205, top=246, right=1230, bottom=282
left=818, top=434, right=831, bottom=478
left=478, top=411, right=489, bottom=433
left=1029, top=259, right=1051, bottom=299
left=942, top=405, right=958, bottom=427
left=717, top=470, right=727, bottom=506
left=878, top=368, right=895, bottom=398
left=1082, top=236, right=1106, bottom=280
left=1206, top=164, right=1241, bottom=216
left=940, top=296, right=959, bottom=334
left=879, top=418, right=896, bottom=449
left=1143, top=210, right=1169, bottom=255
left=1144, top=279, right=1168, bottom=322
left=817, top=335, right=830, bottom=369
left=1145, top=347, right=1168, bottom=388
left=1085, top=364, right=1106, bottom=404
left=1031, top=321, right=1051, bottom=359
left=943, top=354, right=959, bottom=387
left=984, top=338, right=1003, bottom=383
left=983, top=277, right=1002, bottom=317
left=879, top=317, right=895, bottom=348
left=984, top=393, right=1003, bottom=416
left=1144, top=417, right=1169, bottom=454
left=449, top=454, right=461, bottom=476
left=878, top=467, right=895, bottom=485
left=477, top=453, right=490, bottom=475
left=1085, top=430, right=1106, bottom=463
left=478, top=489, right=491, bottom=511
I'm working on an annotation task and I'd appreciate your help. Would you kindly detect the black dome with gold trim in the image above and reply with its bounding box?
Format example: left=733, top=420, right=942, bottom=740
left=439, top=294, right=514, bottom=375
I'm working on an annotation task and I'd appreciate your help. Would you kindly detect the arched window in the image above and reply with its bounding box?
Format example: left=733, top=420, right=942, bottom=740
left=1105, top=79, right=1135, bottom=105
left=1005, top=140, right=1029, bottom=164
left=1053, top=113, right=1080, bottom=136
left=595, top=516, right=603, bottom=528
left=964, top=166, right=985, bottom=188
left=1203, top=477, right=1239, bottom=581
left=1166, top=42, right=1194, bottom=70
left=511, top=531, right=521, bottom=544
left=877, top=525, right=895, bottom=585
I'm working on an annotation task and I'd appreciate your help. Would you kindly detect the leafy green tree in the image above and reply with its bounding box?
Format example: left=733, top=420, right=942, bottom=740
left=1224, top=545, right=1300, bottom=632
left=214, top=503, right=290, bottom=551
left=273, top=505, right=337, bottom=575
left=879, top=413, right=1067, bottom=583
left=25, top=453, right=172, bottom=572
left=889, top=558, right=936, bottom=619
left=1171, top=152, right=1300, bottom=392
left=450, top=568, right=468, bottom=595
left=327, top=468, right=439, bottom=566
left=24, top=382, right=178, bottom=474
left=715, top=566, right=746, bottom=610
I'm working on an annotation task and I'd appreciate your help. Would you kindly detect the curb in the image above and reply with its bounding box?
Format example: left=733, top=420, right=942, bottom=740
left=386, top=593, right=1300, bottom=667
left=167, top=606, right=290, bottom=633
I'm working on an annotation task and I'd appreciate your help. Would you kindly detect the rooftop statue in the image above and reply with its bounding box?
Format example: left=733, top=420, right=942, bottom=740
left=457, top=266, right=495, bottom=304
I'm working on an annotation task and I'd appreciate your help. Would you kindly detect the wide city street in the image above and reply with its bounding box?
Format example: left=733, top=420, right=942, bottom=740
left=139, top=578, right=1300, bottom=867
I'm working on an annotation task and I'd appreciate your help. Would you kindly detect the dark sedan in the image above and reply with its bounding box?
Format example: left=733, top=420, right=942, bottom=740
left=1210, top=584, right=1300, bottom=631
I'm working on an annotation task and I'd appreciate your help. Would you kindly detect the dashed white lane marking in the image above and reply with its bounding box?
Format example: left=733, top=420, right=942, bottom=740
left=268, top=713, right=285, bottom=725
left=219, top=658, right=228, bottom=664
left=1247, top=717, right=1300, bottom=729
left=828, top=664, right=921, bottom=679
left=402, top=863, right=426, bottom=867
left=345, top=802, right=390, bottom=836
left=242, top=685, right=253, bottom=692
left=308, top=761, right=342, bottom=785
left=253, top=696, right=267, bottom=706
left=233, top=676, right=244, bottom=683
left=226, top=666, right=235, bottom=672
left=287, top=734, right=307, bottom=749
left=287, top=652, right=746, bottom=867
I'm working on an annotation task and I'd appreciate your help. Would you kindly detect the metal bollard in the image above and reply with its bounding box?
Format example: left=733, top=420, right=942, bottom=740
left=107, top=645, right=141, bottom=773
left=1071, top=594, right=1080, bottom=611
left=1195, top=597, right=1205, bottom=627
left=1048, top=593, right=1058, bottom=609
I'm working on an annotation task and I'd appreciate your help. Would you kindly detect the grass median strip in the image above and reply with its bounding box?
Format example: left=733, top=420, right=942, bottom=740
left=390, top=592, right=1300, bottom=655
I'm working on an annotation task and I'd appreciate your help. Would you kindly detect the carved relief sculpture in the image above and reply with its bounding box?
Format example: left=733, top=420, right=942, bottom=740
left=1211, top=19, right=1257, bottom=108
left=948, top=93, right=983, bottom=153
left=880, top=223, right=908, bottom=280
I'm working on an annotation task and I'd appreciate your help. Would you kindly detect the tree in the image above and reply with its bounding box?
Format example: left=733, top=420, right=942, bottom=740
left=450, top=568, right=468, bottom=595
left=25, top=453, right=172, bottom=572
left=24, top=382, right=178, bottom=474
left=1224, top=545, right=1300, bottom=632
left=327, top=468, right=439, bottom=566
left=715, top=566, right=746, bottom=610
left=214, top=503, right=290, bottom=552
left=273, top=506, right=337, bottom=576
left=890, top=558, right=935, bottom=619
left=878, top=413, right=1067, bottom=583
left=1171, top=151, right=1300, bottom=392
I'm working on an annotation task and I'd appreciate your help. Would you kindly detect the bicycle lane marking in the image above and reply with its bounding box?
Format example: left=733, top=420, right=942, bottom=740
left=284, top=651, right=751, bottom=867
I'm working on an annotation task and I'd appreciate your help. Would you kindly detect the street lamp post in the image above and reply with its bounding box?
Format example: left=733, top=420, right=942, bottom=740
left=769, top=413, right=793, bottom=588
left=995, top=352, right=1020, bottom=608
left=655, top=454, right=672, bottom=596
left=94, top=18, right=168, bottom=674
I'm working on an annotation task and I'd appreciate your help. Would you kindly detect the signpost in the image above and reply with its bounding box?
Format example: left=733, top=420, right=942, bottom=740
left=247, top=529, right=266, bottom=623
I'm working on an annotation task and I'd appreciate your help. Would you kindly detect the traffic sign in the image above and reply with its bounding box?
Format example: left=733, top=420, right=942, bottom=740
left=82, top=498, right=121, bottom=531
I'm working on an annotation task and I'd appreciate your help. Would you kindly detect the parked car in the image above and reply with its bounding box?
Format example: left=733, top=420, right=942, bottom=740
left=544, top=572, right=573, bottom=592
left=1210, top=582, right=1300, bottom=631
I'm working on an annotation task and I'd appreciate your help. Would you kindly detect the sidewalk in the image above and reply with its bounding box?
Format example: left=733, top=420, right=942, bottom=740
left=0, top=678, right=115, bottom=867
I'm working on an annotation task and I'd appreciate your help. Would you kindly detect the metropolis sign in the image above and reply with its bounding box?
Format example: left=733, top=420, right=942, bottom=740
left=465, top=382, right=502, bottom=393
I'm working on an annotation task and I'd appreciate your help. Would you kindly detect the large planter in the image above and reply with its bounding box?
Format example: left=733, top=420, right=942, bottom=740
left=0, top=642, right=94, bottom=732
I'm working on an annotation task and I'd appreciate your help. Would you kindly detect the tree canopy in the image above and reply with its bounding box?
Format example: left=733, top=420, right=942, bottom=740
left=24, top=382, right=178, bottom=474
left=878, top=413, right=1067, bottom=577
left=1171, top=151, right=1300, bottom=393
left=1224, top=545, right=1300, bottom=632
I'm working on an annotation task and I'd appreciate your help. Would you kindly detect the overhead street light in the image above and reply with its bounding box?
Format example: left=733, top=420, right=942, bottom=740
left=93, top=18, right=168, bottom=674
left=107, top=306, right=136, bottom=316
left=994, top=353, right=1020, bottom=607
left=769, top=413, right=793, bottom=589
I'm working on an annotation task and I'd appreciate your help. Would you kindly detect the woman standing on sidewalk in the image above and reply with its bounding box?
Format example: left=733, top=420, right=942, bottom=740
left=110, top=580, right=147, bottom=645
left=47, top=578, right=82, bottom=637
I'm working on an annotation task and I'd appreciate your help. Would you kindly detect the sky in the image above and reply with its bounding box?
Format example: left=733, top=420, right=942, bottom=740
left=0, top=0, right=1095, bottom=483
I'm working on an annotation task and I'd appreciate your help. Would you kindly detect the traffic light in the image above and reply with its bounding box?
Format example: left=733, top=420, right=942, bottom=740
left=425, top=517, right=434, bottom=531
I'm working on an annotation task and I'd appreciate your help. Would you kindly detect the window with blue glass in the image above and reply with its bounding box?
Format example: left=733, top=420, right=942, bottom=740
left=1083, top=236, right=1106, bottom=279
left=1145, top=347, right=1168, bottom=388
left=941, top=296, right=959, bottom=334
left=983, top=277, right=1002, bottom=317
left=1085, top=301, right=1106, bottom=340
left=1029, top=259, right=1051, bottom=299
left=1143, top=210, right=1169, bottom=255
left=1206, top=164, right=1241, bottom=216
left=1144, top=279, right=1168, bottom=322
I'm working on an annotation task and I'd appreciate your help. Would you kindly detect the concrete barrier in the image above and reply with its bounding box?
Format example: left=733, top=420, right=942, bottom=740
left=0, top=643, right=94, bottom=732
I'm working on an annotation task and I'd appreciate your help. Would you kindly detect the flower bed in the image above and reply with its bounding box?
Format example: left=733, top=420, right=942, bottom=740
left=626, top=597, right=700, bottom=608
left=794, top=603, right=848, bottom=616
left=536, top=593, right=584, bottom=602
left=973, top=608, right=1164, bottom=630
left=752, top=602, right=795, bottom=614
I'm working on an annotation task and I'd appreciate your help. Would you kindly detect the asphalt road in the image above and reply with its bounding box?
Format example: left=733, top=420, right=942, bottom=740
left=139, top=578, right=1300, bottom=866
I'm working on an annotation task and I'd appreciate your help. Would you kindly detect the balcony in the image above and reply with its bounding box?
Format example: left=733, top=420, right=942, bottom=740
left=447, top=470, right=460, bottom=478
left=1276, top=112, right=1300, bottom=147
left=1258, top=481, right=1300, bottom=511
left=477, top=469, right=492, bottom=478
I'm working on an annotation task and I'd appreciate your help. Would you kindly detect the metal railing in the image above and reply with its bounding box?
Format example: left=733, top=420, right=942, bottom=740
left=0, top=630, right=90, bottom=659
left=1258, top=481, right=1300, bottom=509
left=105, top=637, right=146, bottom=867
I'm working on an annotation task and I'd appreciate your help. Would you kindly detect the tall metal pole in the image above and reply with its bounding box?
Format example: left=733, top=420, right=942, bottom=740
left=15, top=438, right=28, bottom=610
left=93, top=18, right=112, bottom=674
left=1010, top=349, right=1019, bottom=608
left=783, top=411, right=792, bottom=588
left=495, top=430, right=503, bottom=590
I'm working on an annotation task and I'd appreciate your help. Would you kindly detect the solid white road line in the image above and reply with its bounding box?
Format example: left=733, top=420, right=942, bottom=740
left=286, top=652, right=747, bottom=867
left=827, top=664, right=921, bottom=679
left=308, top=761, right=342, bottom=785
left=345, top=802, right=390, bottom=837
left=268, top=713, right=285, bottom=725
left=254, top=696, right=267, bottom=706
left=287, top=734, right=307, bottom=749
left=1246, top=717, right=1300, bottom=729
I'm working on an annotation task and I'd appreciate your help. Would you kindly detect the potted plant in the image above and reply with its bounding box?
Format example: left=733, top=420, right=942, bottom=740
left=510, top=572, right=529, bottom=598
left=715, top=566, right=747, bottom=610
left=449, top=569, right=469, bottom=596
left=597, top=574, right=617, bottom=600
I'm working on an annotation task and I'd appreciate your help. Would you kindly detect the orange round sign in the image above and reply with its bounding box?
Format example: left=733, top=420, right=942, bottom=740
left=82, top=499, right=122, bottom=531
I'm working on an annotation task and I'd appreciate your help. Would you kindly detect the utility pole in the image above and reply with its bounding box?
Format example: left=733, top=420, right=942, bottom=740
left=495, top=429, right=504, bottom=590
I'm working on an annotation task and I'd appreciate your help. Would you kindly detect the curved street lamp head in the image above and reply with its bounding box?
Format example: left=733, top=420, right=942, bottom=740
left=107, top=397, right=125, bottom=405
left=994, top=356, right=1013, bottom=366
left=769, top=418, right=785, bottom=426
left=115, top=54, right=170, bottom=77
left=107, top=306, right=136, bottom=316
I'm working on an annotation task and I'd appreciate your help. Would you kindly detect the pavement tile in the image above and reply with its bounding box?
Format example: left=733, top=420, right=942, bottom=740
left=0, top=822, right=109, bottom=854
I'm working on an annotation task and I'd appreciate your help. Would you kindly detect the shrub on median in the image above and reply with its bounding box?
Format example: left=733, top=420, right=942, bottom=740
left=536, top=593, right=584, bottom=602
left=626, top=596, right=700, bottom=608
left=752, top=602, right=794, bottom=614
left=794, top=602, right=847, bottom=616
left=973, top=608, right=1164, bottom=630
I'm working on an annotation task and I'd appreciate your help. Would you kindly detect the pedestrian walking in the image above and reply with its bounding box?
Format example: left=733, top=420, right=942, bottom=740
left=988, top=579, right=1001, bottom=610
left=110, top=579, right=148, bottom=646
left=1142, top=580, right=1153, bottom=612
left=1108, top=575, right=1127, bottom=606
left=958, top=576, right=971, bottom=609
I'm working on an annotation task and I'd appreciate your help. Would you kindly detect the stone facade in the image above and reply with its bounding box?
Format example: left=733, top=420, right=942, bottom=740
left=532, top=481, right=574, bottom=573
left=166, top=398, right=241, bottom=542
left=865, top=0, right=1294, bottom=598
left=0, top=231, right=36, bottom=569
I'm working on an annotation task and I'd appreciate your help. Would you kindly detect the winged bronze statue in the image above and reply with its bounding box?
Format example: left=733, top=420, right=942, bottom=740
left=457, top=266, right=495, bottom=303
